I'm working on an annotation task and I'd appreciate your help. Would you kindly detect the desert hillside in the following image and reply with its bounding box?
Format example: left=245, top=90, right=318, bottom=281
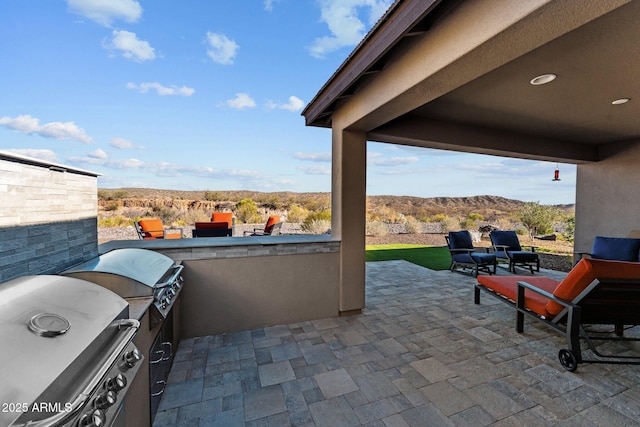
left=98, top=188, right=574, bottom=222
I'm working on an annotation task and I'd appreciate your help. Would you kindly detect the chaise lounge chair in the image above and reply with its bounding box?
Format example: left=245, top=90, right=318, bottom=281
left=475, top=258, right=640, bottom=371
left=445, top=230, right=497, bottom=277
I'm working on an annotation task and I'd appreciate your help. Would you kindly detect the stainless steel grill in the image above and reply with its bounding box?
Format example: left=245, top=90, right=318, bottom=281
left=0, top=275, right=143, bottom=427
left=61, top=248, right=184, bottom=423
left=61, top=248, right=184, bottom=329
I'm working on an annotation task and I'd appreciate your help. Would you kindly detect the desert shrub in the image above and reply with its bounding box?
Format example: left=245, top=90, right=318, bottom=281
left=98, top=189, right=129, bottom=200
left=366, top=220, right=388, bottom=236
left=151, top=206, right=180, bottom=224
left=562, top=215, right=575, bottom=243
left=516, top=201, right=560, bottom=239
left=460, top=213, right=484, bottom=229
left=403, top=216, right=422, bottom=234
left=181, top=209, right=210, bottom=226
left=98, top=216, right=133, bottom=227
left=302, top=210, right=331, bottom=229
left=303, top=219, right=331, bottom=234
left=103, top=201, right=119, bottom=212
left=432, top=214, right=459, bottom=233
left=122, top=208, right=148, bottom=218
left=257, top=194, right=284, bottom=210
left=287, top=204, right=309, bottom=223
left=203, top=191, right=222, bottom=201
left=368, top=205, right=402, bottom=223
left=235, top=198, right=262, bottom=223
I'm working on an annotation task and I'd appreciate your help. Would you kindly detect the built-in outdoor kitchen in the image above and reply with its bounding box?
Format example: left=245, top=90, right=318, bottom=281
left=0, top=151, right=341, bottom=426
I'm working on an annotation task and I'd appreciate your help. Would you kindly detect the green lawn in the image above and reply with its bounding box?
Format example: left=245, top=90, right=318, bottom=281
left=365, top=244, right=451, bottom=270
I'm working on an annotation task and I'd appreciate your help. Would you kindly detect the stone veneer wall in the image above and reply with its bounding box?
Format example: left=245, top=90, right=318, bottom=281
left=0, top=152, right=99, bottom=282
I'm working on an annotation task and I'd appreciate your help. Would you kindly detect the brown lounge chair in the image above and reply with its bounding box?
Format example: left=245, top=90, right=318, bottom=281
left=475, top=258, right=640, bottom=371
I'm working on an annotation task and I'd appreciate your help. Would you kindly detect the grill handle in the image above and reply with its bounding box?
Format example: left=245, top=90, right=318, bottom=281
left=13, top=319, right=140, bottom=427
left=155, top=265, right=184, bottom=288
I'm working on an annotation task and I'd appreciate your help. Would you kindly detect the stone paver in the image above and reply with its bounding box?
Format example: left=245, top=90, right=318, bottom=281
left=153, top=261, right=640, bottom=426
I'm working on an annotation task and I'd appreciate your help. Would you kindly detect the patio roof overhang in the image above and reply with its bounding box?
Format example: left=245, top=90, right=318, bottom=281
left=302, top=0, right=640, bottom=164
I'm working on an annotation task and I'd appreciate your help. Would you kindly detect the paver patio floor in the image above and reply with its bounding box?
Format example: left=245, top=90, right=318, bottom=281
left=154, top=261, right=640, bottom=426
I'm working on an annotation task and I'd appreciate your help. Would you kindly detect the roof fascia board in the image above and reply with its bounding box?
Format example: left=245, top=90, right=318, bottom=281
left=302, top=0, right=440, bottom=126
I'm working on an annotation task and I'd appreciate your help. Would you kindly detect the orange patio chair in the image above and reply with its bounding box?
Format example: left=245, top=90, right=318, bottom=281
left=243, top=215, right=282, bottom=236
left=134, top=218, right=183, bottom=240
left=211, top=212, right=234, bottom=228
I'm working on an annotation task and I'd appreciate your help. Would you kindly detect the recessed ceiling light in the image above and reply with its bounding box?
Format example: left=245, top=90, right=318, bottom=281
left=530, top=74, right=557, bottom=85
left=612, top=98, right=631, bottom=105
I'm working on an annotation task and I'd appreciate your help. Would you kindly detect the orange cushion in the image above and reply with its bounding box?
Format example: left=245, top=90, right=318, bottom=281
left=546, top=258, right=640, bottom=316
left=211, top=212, right=233, bottom=228
left=138, top=219, right=164, bottom=238
left=477, top=275, right=559, bottom=317
left=264, top=215, right=280, bottom=233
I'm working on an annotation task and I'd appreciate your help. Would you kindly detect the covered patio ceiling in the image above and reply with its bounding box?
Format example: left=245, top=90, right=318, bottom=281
left=303, top=0, right=640, bottom=164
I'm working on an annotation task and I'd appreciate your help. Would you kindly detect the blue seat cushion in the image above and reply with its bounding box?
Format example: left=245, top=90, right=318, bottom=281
left=471, top=253, right=497, bottom=264
left=591, top=236, right=640, bottom=261
left=507, top=251, right=538, bottom=262
left=453, top=252, right=496, bottom=264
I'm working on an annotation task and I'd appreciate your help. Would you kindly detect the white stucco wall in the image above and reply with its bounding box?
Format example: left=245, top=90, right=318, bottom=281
left=575, top=140, right=640, bottom=254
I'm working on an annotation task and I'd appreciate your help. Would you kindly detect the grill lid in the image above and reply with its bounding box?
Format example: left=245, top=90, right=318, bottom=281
left=63, top=248, right=175, bottom=288
left=0, top=275, right=129, bottom=426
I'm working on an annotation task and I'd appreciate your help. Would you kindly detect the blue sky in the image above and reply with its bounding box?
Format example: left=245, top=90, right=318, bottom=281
left=0, top=0, right=576, bottom=204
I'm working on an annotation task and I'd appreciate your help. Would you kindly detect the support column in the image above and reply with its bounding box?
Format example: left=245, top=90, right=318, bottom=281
left=332, top=128, right=367, bottom=313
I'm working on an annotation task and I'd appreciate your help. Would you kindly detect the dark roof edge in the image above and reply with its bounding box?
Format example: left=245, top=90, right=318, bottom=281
left=302, top=0, right=441, bottom=127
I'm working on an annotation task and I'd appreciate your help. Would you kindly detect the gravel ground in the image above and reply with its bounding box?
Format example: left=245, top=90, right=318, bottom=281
left=99, top=228, right=574, bottom=272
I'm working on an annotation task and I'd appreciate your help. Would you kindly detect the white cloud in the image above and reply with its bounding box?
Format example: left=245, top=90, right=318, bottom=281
left=107, top=30, right=155, bottom=62
left=67, top=0, right=142, bottom=27
left=110, top=137, right=138, bottom=149
left=88, top=149, right=107, bottom=159
left=299, top=165, right=331, bottom=175
left=368, top=152, right=419, bottom=166
left=126, top=82, right=195, bottom=96
left=268, top=96, right=305, bottom=112
left=309, top=0, right=393, bottom=58
left=4, top=148, right=58, bottom=163
left=0, top=114, right=92, bottom=143
left=264, top=0, right=282, bottom=11
left=292, top=152, right=331, bottom=162
left=225, top=93, right=256, bottom=109
left=205, top=32, right=239, bottom=65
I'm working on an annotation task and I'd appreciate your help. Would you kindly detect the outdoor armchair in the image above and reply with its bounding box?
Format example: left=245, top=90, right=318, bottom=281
left=134, top=219, right=182, bottom=240
left=243, top=215, right=283, bottom=236
left=489, top=230, right=539, bottom=273
left=445, top=230, right=496, bottom=277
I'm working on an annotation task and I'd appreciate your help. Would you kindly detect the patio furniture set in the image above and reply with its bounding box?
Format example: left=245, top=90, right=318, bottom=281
left=447, top=232, right=640, bottom=372
left=133, top=213, right=283, bottom=239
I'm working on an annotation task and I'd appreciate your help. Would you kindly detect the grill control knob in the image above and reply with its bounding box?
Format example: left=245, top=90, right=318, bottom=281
left=94, top=390, right=116, bottom=410
left=123, top=348, right=142, bottom=369
left=161, top=296, right=171, bottom=308
left=167, top=288, right=176, bottom=298
left=106, top=373, right=127, bottom=392
left=79, top=409, right=106, bottom=426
